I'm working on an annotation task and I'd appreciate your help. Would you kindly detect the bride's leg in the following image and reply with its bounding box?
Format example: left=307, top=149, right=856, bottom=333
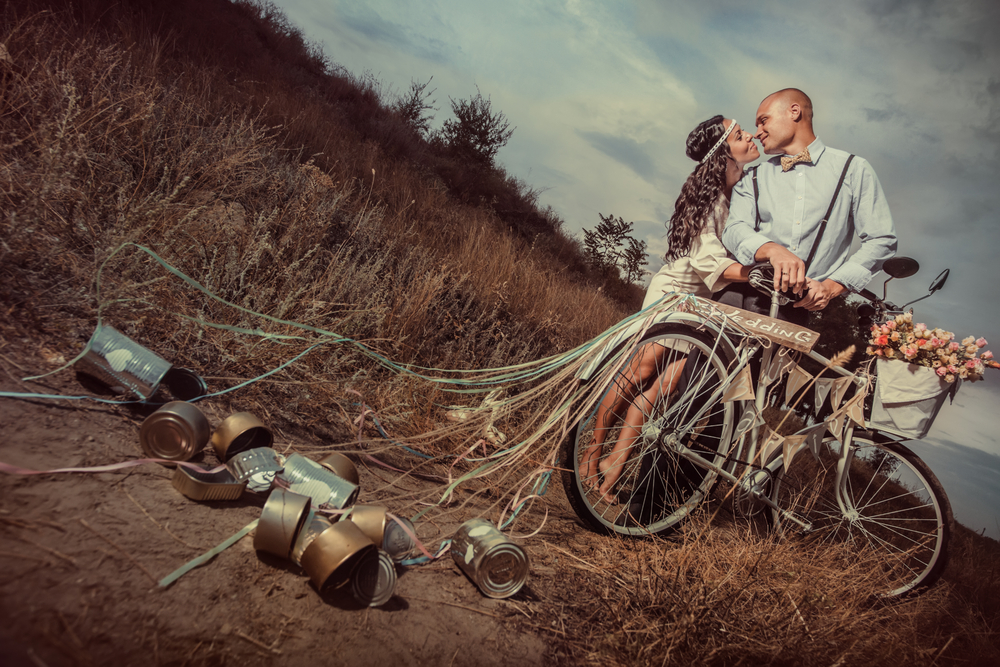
left=598, top=358, right=686, bottom=503
left=580, top=343, right=664, bottom=489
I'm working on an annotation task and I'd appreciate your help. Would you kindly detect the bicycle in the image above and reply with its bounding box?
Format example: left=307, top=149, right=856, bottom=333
left=562, top=257, right=955, bottom=599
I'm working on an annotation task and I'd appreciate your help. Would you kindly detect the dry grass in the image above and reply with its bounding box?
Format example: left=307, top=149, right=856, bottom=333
left=1, top=2, right=999, bottom=665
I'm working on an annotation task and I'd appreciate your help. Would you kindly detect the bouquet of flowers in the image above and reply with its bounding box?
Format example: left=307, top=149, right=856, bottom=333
left=866, top=312, right=993, bottom=383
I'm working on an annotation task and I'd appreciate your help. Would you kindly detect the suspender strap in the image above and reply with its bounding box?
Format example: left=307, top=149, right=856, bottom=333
left=751, top=167, right=761, bottom=231
left=803, top=154, right=854, bottom=273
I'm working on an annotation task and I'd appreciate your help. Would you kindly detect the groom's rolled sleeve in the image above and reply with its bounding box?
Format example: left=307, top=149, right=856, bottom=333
left=722, top=178, right=771, bottom=265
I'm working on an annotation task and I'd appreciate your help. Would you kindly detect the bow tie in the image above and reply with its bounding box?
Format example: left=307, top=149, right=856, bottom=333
left=781, top=147, right=812, bottom=172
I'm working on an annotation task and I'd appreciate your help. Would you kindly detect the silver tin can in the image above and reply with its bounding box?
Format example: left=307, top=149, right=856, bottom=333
left=450, top=518, right=529, bottom=599
left=351, top=549, right=397, bottom=607
left=280, top=454, right=359, bottom=509
left=139, top=401, right=210, bottom=462
left=289, top=508, right=333, bottom=566
left=228, top=447, right=283, bottom=492
left=75, top=325, right=172, bottom=400
left=382, top=514, right=417, bottom=563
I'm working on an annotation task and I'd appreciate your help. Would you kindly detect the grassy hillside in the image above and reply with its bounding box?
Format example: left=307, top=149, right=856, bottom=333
left=2, top=1, right=999, bottom=665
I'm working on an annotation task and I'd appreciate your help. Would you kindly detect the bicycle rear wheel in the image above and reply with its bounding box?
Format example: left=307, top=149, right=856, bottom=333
left=562, top=323, right=738, bottom=536
left=770, top=435, right=952, bottom=598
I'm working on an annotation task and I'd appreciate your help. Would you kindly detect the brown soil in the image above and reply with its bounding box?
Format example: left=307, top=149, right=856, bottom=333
left=0, top=339, right=595, bottom=667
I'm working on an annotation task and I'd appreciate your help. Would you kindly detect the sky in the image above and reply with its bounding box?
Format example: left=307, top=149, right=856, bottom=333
left=268, top=0, right=1000, bottom=538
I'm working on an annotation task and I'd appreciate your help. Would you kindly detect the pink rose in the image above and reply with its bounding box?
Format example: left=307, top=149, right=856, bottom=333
left=949, top=342, right=960, bottom=352
left=978, top=338, right=988, bottom=348
left=936, top=366, right=947, bottom=377
left=915, top=323, right=927, bottom=332
left=886, top=320, right=897, bottom=330
left=983, top=350, right=994, bottom=360
left=966, top=359, right=979, bottom=369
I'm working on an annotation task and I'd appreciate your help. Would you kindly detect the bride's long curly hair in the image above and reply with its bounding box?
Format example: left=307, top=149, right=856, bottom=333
left=664, top=116, right=732, bottom=262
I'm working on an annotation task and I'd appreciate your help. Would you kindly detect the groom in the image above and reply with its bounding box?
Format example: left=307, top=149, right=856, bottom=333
left=720, top=88, right=897, bottom=322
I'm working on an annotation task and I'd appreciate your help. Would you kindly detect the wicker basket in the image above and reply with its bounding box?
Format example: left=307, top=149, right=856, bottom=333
left=868, top=359, right=959, bottom=439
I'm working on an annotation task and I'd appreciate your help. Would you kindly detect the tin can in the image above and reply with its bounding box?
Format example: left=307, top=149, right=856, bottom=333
left=317, top=452, right=360, bottom=486
left=255, top=489, right=312, bottom=559
left=300, top=520, right=377, bottom=590
left=139, top=401, right=210, bottom=462
left=289, top=508, right=332, bottom=566
left=344, top=506, right=416, bottom=562
left=228, top=447, right=283, bottom=492
left=171, top=465, right=246, bottom=501
left=161, top=367, right=209, bottom=401
left=450, top=519, right=529, bottom=599
left=75, top=325, right=172, bottom=400
left=280, top=454, right=359, bottom=509
left=350, top=549, right=397, bottom=607
left=382, top=514, right=417, bottom=563
left=211, top=412, right=273, bottom=461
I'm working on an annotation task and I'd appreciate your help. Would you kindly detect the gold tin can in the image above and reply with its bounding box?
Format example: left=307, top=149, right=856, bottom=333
left=318, top=452, right=360, bottom=486
left=139, top=401, right=210, bottom=462
left=255, top=488, right=312, bottom=559
left=450, top=518, right=529, bottom=599
left=171, top=465, right=246, bottom=501
left=211, top=412, right=273, bottom=461
left=344, top=506, right=416, bottom=562
left=351, top=549, right=397, bottom=607
left=300, top=520, right=377, bottom=590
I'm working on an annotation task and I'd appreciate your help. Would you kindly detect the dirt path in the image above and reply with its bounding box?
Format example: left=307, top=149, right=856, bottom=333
left=0, top=352, right=593, bottom=666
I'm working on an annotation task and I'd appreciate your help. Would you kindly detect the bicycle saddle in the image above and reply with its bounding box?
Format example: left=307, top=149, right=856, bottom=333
left=747, top=263, right=809, bottom=306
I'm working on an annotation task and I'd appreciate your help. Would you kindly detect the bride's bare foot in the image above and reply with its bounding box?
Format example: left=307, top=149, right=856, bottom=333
left=597, top=456, right=625, bottom=504
left=579, top=439, right=601, bottom=491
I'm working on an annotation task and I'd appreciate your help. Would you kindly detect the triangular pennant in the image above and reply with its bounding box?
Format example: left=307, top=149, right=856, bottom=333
left=804, top=424, right=827, bottom=462
left=782, top=434, right=807, bottom=473
left=785, top=365, right=812, bottom=406
left=844, top=393, right=866, bottom=428
left=830, top=376, right=853, bottom=412
left=760, top=428, right=784, bottom=465
left=826, top=413, right=846, bottom=442
left=762, top=347, right=796, bottom=387
left=733, top=406, right=764, bottom=443
left=721, top=365, right=756, bottom=402
left=814, top=378, right=835, bottom=412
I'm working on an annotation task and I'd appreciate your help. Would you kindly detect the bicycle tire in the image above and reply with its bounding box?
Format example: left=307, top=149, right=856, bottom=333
left=769, top=434, right=952, bottom=599
left=562, top=323, right=739, bottom=536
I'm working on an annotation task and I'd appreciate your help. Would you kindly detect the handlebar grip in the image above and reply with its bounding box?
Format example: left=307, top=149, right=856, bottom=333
left=858, top=288, right=878, bottom=302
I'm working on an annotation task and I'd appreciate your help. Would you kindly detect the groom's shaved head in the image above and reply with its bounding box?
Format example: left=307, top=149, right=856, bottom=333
left=762, top=88, right=814, bottom=124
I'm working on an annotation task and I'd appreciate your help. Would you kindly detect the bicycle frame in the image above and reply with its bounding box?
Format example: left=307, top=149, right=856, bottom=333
left=647, top=289, right=874, bottom=532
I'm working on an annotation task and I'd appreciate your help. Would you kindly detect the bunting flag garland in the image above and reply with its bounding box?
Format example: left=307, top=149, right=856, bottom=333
left=785, top=365, right=812, bottom=406
left=759, top=428, right=785, bottom=465
left=781, top=434, right=807, bottom=473
left=814, top=378, right=835, bottom=412
left=826, top=413, right=846, bottom=442
left=721, top=365, right=756, bottom=402
left=803, top=423, right=827, bottom=463
left=733, top=405, right=764, bottom=443
left=761, top=346, right=797, bottom=388
left=830, top=376, right=853, bottom=412
left=843, top=392, right=866, bottom=428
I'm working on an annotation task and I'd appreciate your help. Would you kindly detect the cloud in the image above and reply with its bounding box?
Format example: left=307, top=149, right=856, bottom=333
left=576, top=130, right=658, bottom=183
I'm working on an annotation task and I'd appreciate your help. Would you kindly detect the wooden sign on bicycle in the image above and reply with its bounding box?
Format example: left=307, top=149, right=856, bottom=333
left=688, top=298, right=821, bottom=353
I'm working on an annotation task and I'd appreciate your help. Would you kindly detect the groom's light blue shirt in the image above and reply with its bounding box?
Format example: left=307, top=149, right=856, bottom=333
left=722, top=138, right=897, bottom=293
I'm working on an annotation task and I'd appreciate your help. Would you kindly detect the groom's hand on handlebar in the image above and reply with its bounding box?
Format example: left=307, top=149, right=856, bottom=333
left=756, top=243, right=806, bottom=294
left=795, top=278, right=846, bottom=311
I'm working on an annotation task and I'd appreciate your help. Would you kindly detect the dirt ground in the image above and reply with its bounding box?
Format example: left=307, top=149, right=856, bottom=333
left=0, top=340, right=598, bottom=666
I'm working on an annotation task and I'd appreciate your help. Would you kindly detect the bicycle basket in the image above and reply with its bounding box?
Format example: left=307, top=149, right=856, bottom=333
left=868, top=359, right=959, bottom=439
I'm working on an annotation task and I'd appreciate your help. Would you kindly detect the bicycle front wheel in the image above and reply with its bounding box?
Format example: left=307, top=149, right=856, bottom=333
left=770, top=435, right=952, bottom=599
left=562, top=323, right=738, bottom=537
